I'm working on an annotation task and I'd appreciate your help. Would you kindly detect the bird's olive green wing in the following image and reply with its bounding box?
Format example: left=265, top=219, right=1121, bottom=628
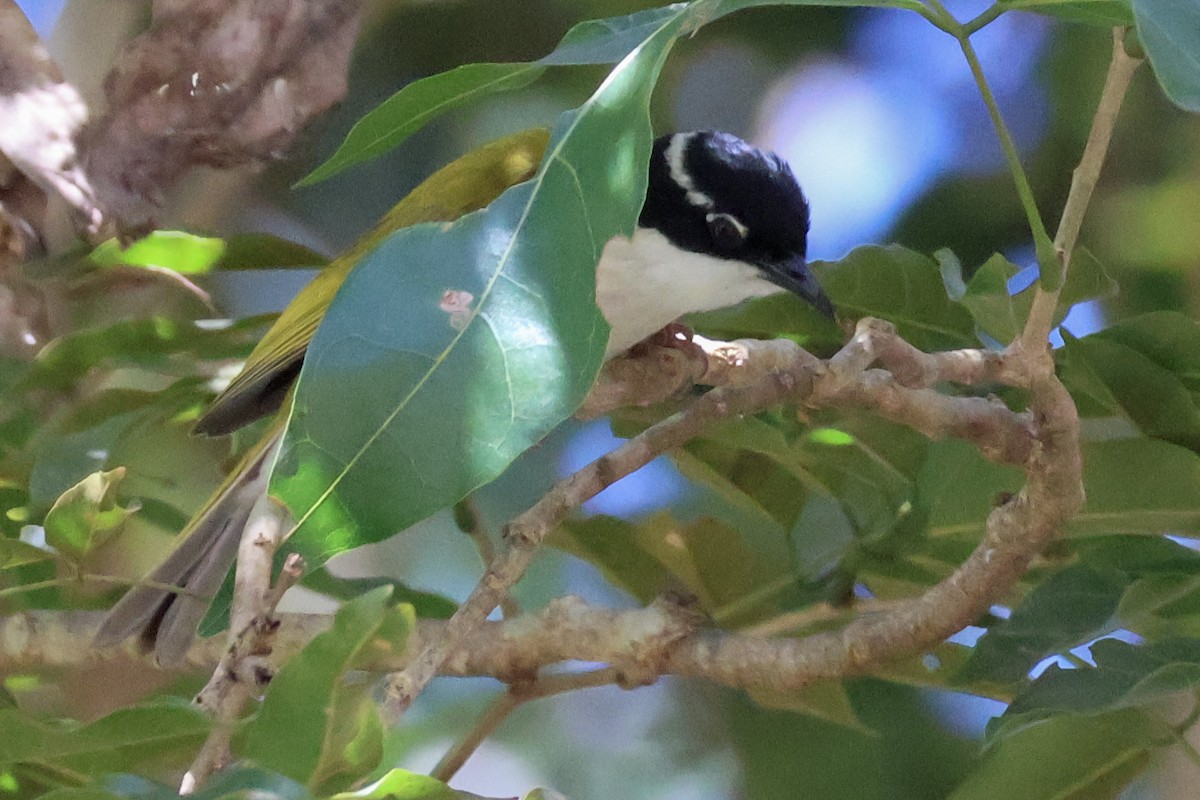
left=194, top=127, right=551, bottom=436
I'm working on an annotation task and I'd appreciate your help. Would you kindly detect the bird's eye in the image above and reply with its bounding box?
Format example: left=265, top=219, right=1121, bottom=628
left=706, top=213, right=747, bottom=251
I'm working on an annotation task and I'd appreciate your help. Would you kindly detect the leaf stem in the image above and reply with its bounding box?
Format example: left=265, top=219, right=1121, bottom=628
left=927, top=0, right=1057, bottom=287
left=0, top=578, right=64, bottom=597
left=963, top=3, right=1005, bottom=35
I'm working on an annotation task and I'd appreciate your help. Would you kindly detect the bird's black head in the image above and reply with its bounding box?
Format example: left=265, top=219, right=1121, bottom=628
left=640, top=131, right=833, bottom=318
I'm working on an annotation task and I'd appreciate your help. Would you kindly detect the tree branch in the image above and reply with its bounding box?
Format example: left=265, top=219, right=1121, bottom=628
left=382, top=363, right=798, bottom=719
left=1020, top=27, right=1142, bottom=349
left=381, top=320, right=1037, bottom=721
left=0, top=0, right=100, bottom=238
left=79, top=0, right=363, bottom=233
left=181, top=495, right=300, bottom=795
left=5, top=315, right=1074, bottom=740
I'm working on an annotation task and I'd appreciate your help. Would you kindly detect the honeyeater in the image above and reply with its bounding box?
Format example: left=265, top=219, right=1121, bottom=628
left=95, top=127, right=832, bottom=666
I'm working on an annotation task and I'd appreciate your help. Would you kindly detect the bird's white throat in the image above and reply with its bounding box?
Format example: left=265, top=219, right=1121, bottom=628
left=597, top=227, right=783, bottom=358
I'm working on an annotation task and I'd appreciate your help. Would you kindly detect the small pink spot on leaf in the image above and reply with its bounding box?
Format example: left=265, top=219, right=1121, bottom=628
left=439, top=289, right=475, bottom=331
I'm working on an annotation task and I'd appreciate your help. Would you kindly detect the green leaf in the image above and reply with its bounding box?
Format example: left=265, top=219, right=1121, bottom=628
left=553, top=516, right=674, bottom=603
left=0, top=536, right=56, bottom=568
left=685, top=292, right=843, bottom=354
left=274, top=6, right=692, bottom=566
left=994, top=639, right=1200, bottom=741
left=43, top=468, right=138, bottom=562
left=935, top=248, right=968, bottom=302
left=555, top=512, right=780, bottom=621
left=0, top=702, right=210, bottom=775
left=1089, top=311, right=1200, bottom=394
left=1061, top=334, right=1200, bottom=450
left=812, top=245, right=977, bottom=351
left=959, top=253, right=1028, bottom=343
left=328, top=769, right=458, bottom=800
left=675, top=434, right=810, bottom=531
left=1057, top=246, right=1118, bottom=320
left=297, top=5, right=688, bottom=186
left=239, top=588, right=411, bottom=791
left=917, top=441, right=1023, bottom=539
left=1133, top=0, right=1200, bottom=112
left=1071, top=439, right=1200, bottom=536
left=90, top=231, right=226, bottom=274
left=955, top=565, right=1128, bottom=687
left=948, top=709, right=1155, bottom=800
left=749, top=682, right=871, bottom=733
left=27, top=315, right=268, bottom=392
left=1000, top=0, right=1134, bottom=26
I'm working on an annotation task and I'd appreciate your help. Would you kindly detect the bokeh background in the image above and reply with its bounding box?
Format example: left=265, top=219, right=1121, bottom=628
left=16, top=0, right=1200, bottom=797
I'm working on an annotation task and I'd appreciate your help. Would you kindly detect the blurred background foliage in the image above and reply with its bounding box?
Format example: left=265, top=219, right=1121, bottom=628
left=3, top=0, right=1200, bottom=798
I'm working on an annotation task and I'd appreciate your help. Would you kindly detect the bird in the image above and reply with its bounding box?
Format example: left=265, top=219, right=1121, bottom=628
left=94, top=128, right=831, bottom=666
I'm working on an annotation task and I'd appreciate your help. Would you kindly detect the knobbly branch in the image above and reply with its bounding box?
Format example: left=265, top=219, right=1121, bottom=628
left=381, top=317, right=1039, bottom=722
left=80, top=0, right=363, bottom=233
left=181, top=495, right=300, bottom=795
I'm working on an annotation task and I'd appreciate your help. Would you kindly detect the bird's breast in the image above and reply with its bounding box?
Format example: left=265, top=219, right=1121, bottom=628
left=596, top=227, right=782, bottom=358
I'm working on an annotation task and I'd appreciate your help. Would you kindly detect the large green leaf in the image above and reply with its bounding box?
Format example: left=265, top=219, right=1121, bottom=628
left=272, top=7, right=692, bottom=564
left=555, top=512, right=781, bottom=621
left=1133, top=0, right=1200, bottom=112
left=1061, top=334, right=1200, bottom=450
left=917, top=440, right=1023, bottom=539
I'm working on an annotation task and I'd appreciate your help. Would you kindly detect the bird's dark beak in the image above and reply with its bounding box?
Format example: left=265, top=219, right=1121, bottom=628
left=759, top=255, right=835, bottom=319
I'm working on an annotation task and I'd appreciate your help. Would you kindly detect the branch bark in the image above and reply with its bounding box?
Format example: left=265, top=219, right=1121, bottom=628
left=181, top=495, right=299, bottom=795
left=381, top=317, right=1038, bottom=721
left=0, top=0, right=100, bottom=238
left=79, top=0, right=363, bottom=234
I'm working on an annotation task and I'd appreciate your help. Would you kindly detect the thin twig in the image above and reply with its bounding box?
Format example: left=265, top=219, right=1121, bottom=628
left=457, top=496, right=520, bottom=619
left=1020, top=27, right=1142, bottom=349
left=432, top=667, right=624, bottom=783
left=945, top=1, right=1058, bottom=281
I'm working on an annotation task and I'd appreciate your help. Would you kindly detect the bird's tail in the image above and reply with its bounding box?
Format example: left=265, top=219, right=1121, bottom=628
left=94, top=424, right=283, bottom=667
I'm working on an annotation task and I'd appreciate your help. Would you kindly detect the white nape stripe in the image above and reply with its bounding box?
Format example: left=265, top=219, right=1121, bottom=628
left=664, top=132, right=714, bottom=210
